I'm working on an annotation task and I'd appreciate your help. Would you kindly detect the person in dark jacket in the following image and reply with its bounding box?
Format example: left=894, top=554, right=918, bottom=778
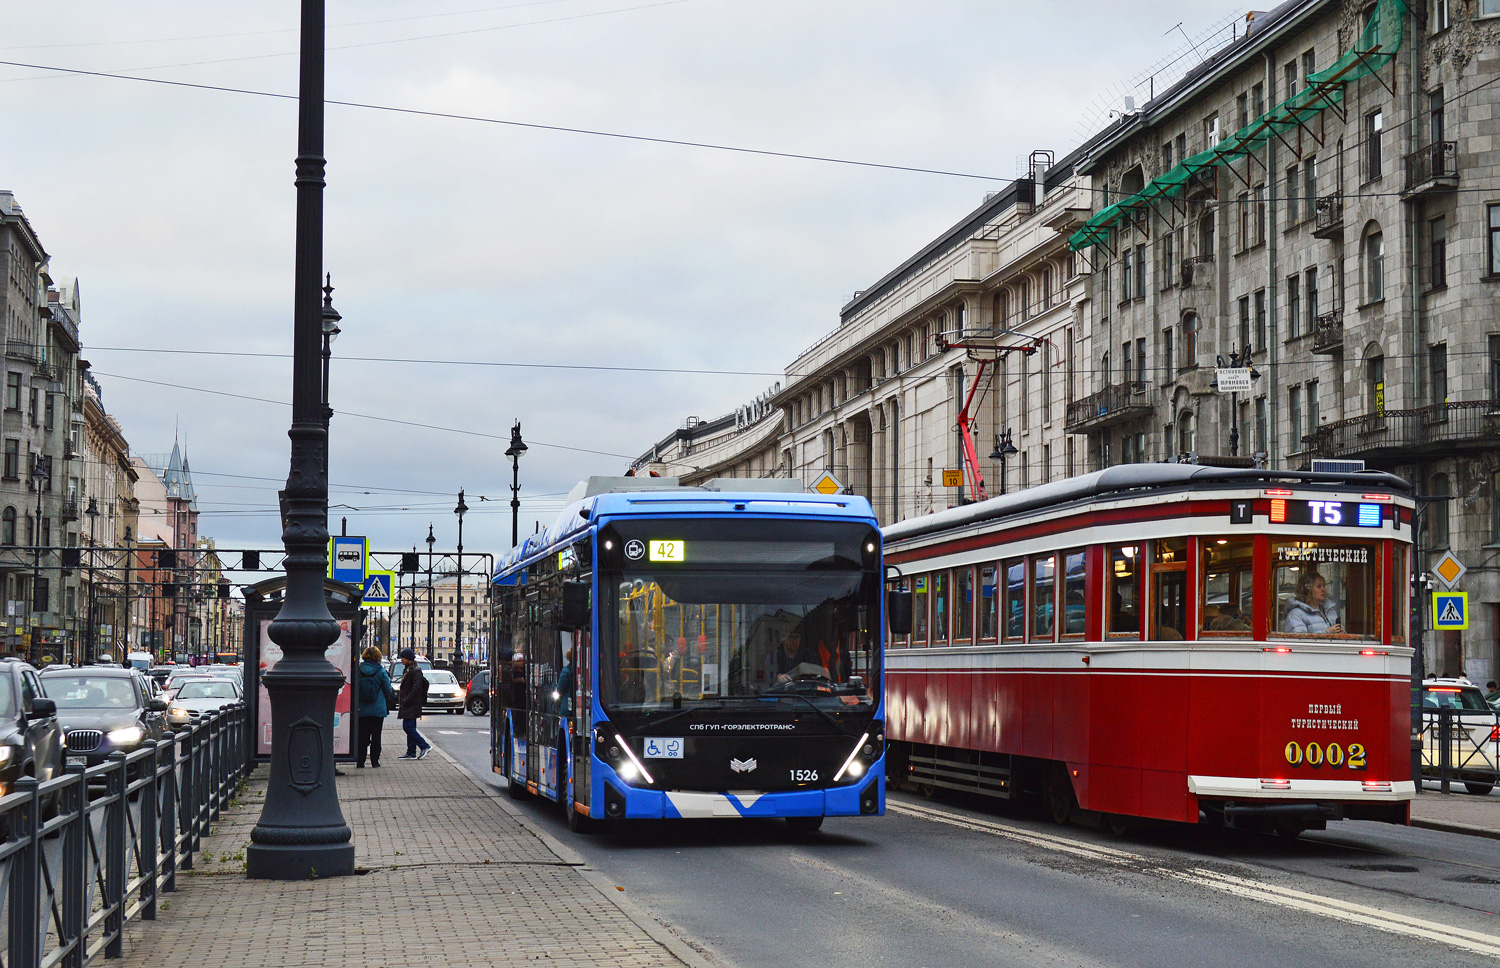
left=356, top=646, right=398, bottom=768
left=396, top=648, right=432, bottom=759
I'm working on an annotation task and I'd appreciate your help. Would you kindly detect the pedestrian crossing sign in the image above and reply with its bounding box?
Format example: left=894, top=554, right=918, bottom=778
left=1432, top=592, right=1468, bottom=630
left=362, top=571, right=396, bottom=608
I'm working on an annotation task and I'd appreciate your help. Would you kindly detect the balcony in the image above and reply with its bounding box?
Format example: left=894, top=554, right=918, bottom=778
left=1304, top=400, right=1500, bottom=460
left=1312, top=193, right=1343, bottom=240
left=1310, top=311, right=1343, bottom=355
left=1180, top=256, right=1213, bottom=289
left=1065, top=381, right=1154, bottom=433
left=60, top=501, right=79, bottom=523
left=1404, top=141, right=1458, bottom=197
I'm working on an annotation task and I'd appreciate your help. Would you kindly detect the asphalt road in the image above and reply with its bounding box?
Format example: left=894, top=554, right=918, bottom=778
left=421, top=712, right=1500, bottom=968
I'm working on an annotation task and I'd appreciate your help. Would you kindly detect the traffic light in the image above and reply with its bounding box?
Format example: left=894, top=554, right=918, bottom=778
left=157, top=549, right=177, bottom=569
left=242, top=550, right=260, bottom=570
left=161, top=582, right=177, bottom=598
left=60, top=548, right=81, bottom=568
left=217, top=581, right=231, bottom=600
left=400, top=552, right=420, bottom=573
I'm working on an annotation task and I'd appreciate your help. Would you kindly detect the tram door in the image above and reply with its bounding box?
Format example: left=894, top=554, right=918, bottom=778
left=1151, top=538, right=1189, bottom=639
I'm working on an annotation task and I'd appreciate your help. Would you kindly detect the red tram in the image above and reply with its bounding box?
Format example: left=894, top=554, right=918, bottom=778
left=882, top=465, right=1416, bottom=834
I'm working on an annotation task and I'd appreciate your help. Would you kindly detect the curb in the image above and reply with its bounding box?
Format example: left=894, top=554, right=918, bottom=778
left=430, top=744, right=728, bottom=968
left=1411, top=817, right=1500, bottom=841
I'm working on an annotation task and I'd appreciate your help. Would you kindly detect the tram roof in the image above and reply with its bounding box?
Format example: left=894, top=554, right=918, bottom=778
left=493, top=478, right=877, bottom=580
left=883, top=464, right=1412, bottom=544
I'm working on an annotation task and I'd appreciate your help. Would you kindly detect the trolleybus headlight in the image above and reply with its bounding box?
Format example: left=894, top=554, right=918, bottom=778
left=834, top=732, right=873, bottom=782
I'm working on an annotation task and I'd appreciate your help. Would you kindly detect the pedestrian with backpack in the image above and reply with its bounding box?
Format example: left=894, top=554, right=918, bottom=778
left=396, top=648, right=432, bottom=759
left=355, top=646, right=398, bottom=768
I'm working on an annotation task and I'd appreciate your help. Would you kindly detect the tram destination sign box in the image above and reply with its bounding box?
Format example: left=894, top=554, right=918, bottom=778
left=1267, top=499, right=1383, bottom=528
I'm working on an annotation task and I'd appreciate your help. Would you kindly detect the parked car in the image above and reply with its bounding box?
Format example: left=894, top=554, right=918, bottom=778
left=421, top=669, right=465, bottom=715
left=39, top=667, right=168, bottom=771
left=166, top=678, right=242, bottom=731
left=1420, top=677, right=1500, bottom=795
left=0, top=659, right=63, bottom=798
left=465, top=669, right=491, bottom=716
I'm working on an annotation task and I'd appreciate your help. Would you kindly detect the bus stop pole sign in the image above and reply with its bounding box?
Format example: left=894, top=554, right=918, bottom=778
left=330, top=536, right=368, bottom=584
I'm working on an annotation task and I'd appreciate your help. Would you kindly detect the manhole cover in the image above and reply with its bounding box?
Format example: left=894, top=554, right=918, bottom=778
left=1343, top=863, right=1419, bottom=873
left=1447, top=874, right=1500, bottom=885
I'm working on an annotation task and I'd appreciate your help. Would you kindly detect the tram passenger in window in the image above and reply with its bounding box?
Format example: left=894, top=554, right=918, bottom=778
left=1208, top=603, right=1251, bottom=632
left=1110, top=588, right=1139, bottom=632
left=1283, top=571, right=1343, bottom=634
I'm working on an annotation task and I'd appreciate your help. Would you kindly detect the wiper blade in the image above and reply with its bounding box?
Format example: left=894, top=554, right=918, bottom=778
left=640, top=701, right=725, bottom=732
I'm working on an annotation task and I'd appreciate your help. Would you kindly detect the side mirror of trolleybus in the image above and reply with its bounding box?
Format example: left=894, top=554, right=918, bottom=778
left=561, top=580, right=592, bottom=630
left=887, top=590, right=914, bottom=637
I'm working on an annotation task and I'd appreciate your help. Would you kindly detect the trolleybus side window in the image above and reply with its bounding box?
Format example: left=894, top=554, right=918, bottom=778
left=978, top=564, right=998, bottom=641
left=1107, top=545, right=1141, bottom=636
left=1031, top=554, right=1056, bottom=641
left=1389, top=545, right=1407, bottom=642
left=1062, top=550, right=1086, bottom=637
left=931, top=570, right=951, bottom=646
left=1272, top=540, right=1377, bottom=638
left=1151, top=538, right=1188, bottom=640
left=1200, top=537, right=1254, bottom=635
left=954, top=566, right=974, bottom=644
left=913, top=575, right=929, bottom=646
left=1003, top=559, right=1025, bottom=641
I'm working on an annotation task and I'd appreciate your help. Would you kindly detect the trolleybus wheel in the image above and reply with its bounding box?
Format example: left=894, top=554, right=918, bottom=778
left=785, top=816, right=824, bottom=834
left=1465, top=782, right=1495, bottom=796
left=1045, top=766, right=1076, bottom=826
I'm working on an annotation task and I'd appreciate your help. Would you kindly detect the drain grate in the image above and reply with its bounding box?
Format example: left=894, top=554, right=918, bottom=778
left=1343, top=863, right=1419, bottom=873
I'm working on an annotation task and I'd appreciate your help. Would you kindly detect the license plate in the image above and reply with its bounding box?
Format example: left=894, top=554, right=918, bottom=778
left=642, top=737, right=684, bottom=759
left=67, top=756, right=87, bottom=768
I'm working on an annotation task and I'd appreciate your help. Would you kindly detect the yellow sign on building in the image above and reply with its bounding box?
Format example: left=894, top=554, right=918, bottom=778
left=942, top=469, right=964, bottom=488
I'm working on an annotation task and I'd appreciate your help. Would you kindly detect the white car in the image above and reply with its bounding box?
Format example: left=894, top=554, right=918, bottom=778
left=1420, top=677, right=1500, bottom=795
left=419, top=670, right=466, bottom=715
left=166, top=678, right=243, bottom=730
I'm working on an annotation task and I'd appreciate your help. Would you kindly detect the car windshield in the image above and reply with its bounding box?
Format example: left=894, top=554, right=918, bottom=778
left=600, top=520, right=880, bottom=715
left=44, top=675, right=138, bottom=709
left=1424, top=686, right=1491, bottom=711
left=427, top=671, right=458, bottom=685
left=175, top=681, right=238, bottom=700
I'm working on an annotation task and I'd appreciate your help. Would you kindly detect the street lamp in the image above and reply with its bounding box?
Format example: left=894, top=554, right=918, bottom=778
left=85, top=498, right=98, bottom=663
left=1211, top=346, right=1261, bottom=457
left=425, top=524, right=436, bottom=657
left=988, top=430, right=1019, bottom=495
left=29, top=454, right=50, bottom=665
left=122, top=526, right=132, bottom=661
left=321, top=274, right=340, bottom=417
left=247, top=0, right=354, bottom=881
left=454, top=489, right=467, bottom=669
left=505, top=422, right=527, bottom=547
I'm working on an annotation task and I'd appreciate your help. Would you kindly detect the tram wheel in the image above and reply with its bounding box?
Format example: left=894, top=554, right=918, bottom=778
left=1105, top=814, right=1133, bottom=838
left=785, top=816, right=825, bottom=834
left=1465, top=782, right=1495, bottom=797
left=1045, top=766, right=1076, bottom=826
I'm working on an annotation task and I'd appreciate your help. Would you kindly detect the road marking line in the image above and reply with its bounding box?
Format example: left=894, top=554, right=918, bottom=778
left=890, top=801, right=1500, bottom=957
left=437, top=730, right=463, bottom=735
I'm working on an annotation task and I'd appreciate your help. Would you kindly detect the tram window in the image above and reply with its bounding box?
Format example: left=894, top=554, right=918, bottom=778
left=1200, top=537, right=1254, bottom=636
left=1062, top=551, right=1086, bottom=636
left=1031, top=555, right=1056, bottom=641
left=954, top=567, right=974, bottom=643
left=913, top=575, right=929, bottom=646
left=1389, top=545, right=1407, bottom=642
left=1107, top=545, right=1141, bottom=635
left=1272, top=541, right=1377, bottom=638
left=1003, top=559, right=1025, bottom=641
left=931, top=571, right=951, bottom=646
left=1151, top=538, right=1188, bottom=641
left=978, top=564, right=998, bottom=641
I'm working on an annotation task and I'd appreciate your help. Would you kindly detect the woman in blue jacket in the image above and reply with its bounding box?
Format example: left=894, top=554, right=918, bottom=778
left=356, top=646, right=399, bottom=767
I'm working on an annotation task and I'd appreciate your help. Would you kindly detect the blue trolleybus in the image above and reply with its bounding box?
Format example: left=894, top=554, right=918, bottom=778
left=491, top=476, right=888, bottom=831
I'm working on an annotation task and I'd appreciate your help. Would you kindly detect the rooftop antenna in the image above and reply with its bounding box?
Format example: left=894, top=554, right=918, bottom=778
left=1167, top=22, right=1207, bottom=64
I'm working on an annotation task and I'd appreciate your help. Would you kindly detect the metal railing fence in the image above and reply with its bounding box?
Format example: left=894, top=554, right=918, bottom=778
left=0, top=703, right=249, bottom=968
left=1418, top=705, right=1500, bottom=795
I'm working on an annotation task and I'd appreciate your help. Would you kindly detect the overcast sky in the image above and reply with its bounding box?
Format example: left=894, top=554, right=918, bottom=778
left=1, top=0, right=1239, bottom=562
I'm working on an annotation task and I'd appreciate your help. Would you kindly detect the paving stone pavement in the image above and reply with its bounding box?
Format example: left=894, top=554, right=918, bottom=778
left=118, top=750, right=713, bottom=968
left=1411, top=785, right=1500, bottom=840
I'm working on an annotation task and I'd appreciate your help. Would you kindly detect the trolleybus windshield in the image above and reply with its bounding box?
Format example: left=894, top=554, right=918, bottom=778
left=600, top=520, right=880, bottom=717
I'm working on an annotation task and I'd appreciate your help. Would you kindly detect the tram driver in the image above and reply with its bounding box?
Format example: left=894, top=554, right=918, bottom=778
left=1282, top=570, right=1344, bottom=634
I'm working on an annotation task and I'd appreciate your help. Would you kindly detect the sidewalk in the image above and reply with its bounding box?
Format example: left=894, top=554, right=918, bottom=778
left=1411, top=785, right=1500, bottom=840
left=119, top=749, right=715, bottom=968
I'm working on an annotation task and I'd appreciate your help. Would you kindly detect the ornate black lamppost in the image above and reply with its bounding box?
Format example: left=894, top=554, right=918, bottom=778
left=988, top=429, right=1019, bottom=495
left=85, top=498, right=99, bottom=663
left=453, top=490, right=467, bottom=668
left=505, top=422, right=526, bottom=547
left=425, top=525, right=436, bottom=656
left=246, top=0, right=354, bottom=880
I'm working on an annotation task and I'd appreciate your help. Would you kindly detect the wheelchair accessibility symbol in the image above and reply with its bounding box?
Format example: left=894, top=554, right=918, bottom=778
left=643, top=737, right=684, bottom=759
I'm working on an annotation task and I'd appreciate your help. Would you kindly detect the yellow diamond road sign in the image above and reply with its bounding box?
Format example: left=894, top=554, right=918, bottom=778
left=810, top=471, right=843, bottom=495
left=1432, top=551, right=1466, bottom=589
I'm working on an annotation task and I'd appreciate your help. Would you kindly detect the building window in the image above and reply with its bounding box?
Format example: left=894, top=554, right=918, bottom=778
left=4, top=373, right=18, bottom=412
left=1237, top=92, right=1250, bottom=129
left=1162, top=328, right=1174, bottom=376
left=1135, top=244, right=1147, bottom=299
left=1255, top=396, right=1267, bottom=453
left=1254, top=289, right=1267, bottom=351
left=1490, top=205, right=1500, bottom=276
left=1204, top=113, right=1220, bottom=148
left=1238, top=191, right=1251, bottom=249
left=1305, top=267, right=1318, bottom=332
left=1368, top=355, right=1386, bottom=415
left=2, top=440, right=16, bottom=481
left=1286, top=166, right=1300, bottom=224
left=1178, top=411, right=1196, bottom=455
left=1238, top=296, right=1251, bottom=352
left=27, top=388, right=37, bottom=426
left=43, top=395, right=53, bottom=432
left=1429, top=473, right=1451, bottom=548
left=1285, top=61, right=1298, bottom=98
left=1307, top=380, right=1320, bottom=435
left=1430, top=87, right=1445, bottom=145
left=1482, top=0, right=1500, bottom=16
left=1182, top=313, right=1199, bottom=367
left=1287, top=274, right=1301, bottom=339
left=1430, top=343, right=1448, bottom=406
left=1120, top=251, right=1132, bottom=304
left=1255, top=183, right=1266, bottom=244
left=1, top=507, right=13, bottom=546
left=1489, top=334, right=1500, bottom=398
left=1289, top=385, right=1304, bottom=451
left=1432, top=0, right=1450, bottom=31
left=1161, top=141, right=1174, bottom=170
left=1429, top=216, right=1447, bottom=289
left=1365, top=110, right=1384, bottom=180
left=1302, top=50, right=1316, bottom=87
left=1100, top=351, right=1110, bottom=386
left=1159, top=231, right=1175, bottom=289
left=1366, top=230, right=1385, bottom=301
left=1121, top=341, right=1132, bottom=390
left=1303, top=156, right=1317, bottom=210
left=1135, top=338, right=1146, bottom=384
